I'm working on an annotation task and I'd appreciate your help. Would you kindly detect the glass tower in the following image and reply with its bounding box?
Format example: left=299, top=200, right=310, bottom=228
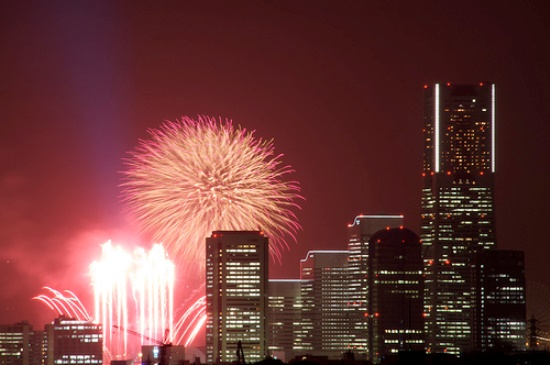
left=205, top=231, right=268, bottom=364
left=421, top=83, right=496, bottom=354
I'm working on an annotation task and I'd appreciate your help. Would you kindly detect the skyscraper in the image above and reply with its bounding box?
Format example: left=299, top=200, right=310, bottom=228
left=299, top=250, right=349, bottom=359
left=366, top=228, right=424, bottom=361
left=421, top=83, right=496, bottom=354
left=267, top=279, right=304, bottom=362
left=473, top=250, right=526, bottom=351
left=347, top=214, right=404, bottom=358
left=205, top=231, right=268, bottom=364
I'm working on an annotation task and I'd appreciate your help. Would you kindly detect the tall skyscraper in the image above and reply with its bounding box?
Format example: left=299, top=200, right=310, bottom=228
left=347, top=214, right=404, bottom=357
left=299, top=250, right=349, bottom=359
left=421, top=83, right=496, bottom=354
left=205, top=231, right=268, bottom=364
left=366, top=227, right=424, bottom=361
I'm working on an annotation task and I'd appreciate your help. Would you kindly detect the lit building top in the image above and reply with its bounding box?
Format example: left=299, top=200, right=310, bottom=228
left=348, top=214, right=404, bottom=228
left=300, top=250, right=349, bottom=264
left=423, top=82, right=495, bottom=175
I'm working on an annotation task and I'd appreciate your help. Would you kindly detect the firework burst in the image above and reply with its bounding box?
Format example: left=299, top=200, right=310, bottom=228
left=121, top=116, right=302, bottom=266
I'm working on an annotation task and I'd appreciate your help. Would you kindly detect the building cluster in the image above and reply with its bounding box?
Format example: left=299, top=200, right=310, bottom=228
left=0, top=317, right=195, bottom=365
left=0, top=83, right=530, bottom=365
left=0, top=317, right=102, bottom=365
left=205, top=83, right=528, bottom=364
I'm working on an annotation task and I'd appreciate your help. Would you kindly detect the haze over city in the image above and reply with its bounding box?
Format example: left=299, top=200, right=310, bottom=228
left=1, top=0, right=549, bottom=332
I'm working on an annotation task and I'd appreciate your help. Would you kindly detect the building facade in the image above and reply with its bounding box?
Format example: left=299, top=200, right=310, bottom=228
left=267, top=279, right=304, bottom=362
left=44, top=317, right=102, bottom=365
left=347, top=215, right=404, bottom=358
left=421, top=83, right=496, bottom=354
left=0, top=321, right=41, bottom=365
left=205, top=231, right=268, bottom=364
left=473, top=250, right=526, bottom=351
left=367, top=228, right=424, bottom=362
left=299, top=250, right=350, bottom=359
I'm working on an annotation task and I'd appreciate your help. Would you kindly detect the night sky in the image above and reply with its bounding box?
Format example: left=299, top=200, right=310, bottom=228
left=1, top=1, right=549, bottom=327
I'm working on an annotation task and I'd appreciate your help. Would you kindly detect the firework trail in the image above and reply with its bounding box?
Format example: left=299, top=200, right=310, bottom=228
left=173, top=296, right=207, bottom=346
left=121, top=115, right=302, bottom=267
left=34, top=287, right=92, bottom=321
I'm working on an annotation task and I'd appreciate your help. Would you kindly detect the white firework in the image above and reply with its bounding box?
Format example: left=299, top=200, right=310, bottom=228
left=121, top=115, right=302, bottom=268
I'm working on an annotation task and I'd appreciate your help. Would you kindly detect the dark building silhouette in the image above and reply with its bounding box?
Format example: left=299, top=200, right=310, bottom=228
left=347, top=215, right=404, bottom=358
left=473, top=250, right=526, bottom=351
left=366, top=228, right=424, bottom=362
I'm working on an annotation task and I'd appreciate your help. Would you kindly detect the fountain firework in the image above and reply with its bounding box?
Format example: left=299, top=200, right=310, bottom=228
left=89, top=241, right=174, bottom=358
left=35, top=246, right=205, bottom=358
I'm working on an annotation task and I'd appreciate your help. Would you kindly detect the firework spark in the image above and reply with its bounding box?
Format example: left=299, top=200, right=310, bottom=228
left=121, top=116, right=302, bottom=266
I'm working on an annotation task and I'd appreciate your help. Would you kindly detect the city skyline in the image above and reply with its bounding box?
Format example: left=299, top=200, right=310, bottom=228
left=1, top=1, right=549, bottom=330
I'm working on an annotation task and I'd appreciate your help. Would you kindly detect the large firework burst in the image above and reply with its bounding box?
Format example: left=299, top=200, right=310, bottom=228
left=121, top=116, right=302, bottom=266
